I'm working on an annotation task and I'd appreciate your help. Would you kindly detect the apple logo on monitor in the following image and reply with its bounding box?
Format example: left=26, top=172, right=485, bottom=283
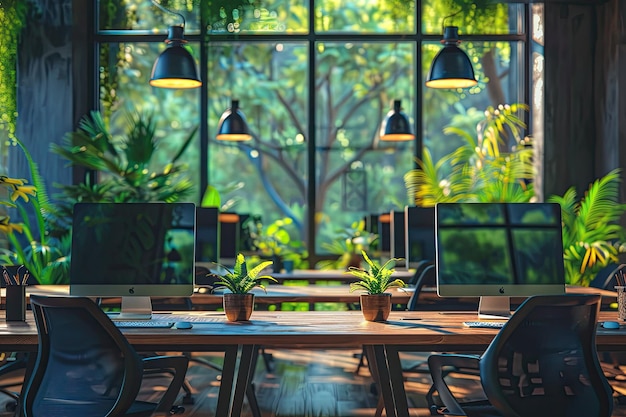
left=129, top=287, right=135, bottom=294
left=499, top=287, right=505, bottom=294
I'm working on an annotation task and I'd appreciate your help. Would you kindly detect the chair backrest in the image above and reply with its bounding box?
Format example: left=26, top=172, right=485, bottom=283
left=24, top=295, right=144, bottom=417
left=479, top=294, right=613, bottom=417
left=406, top=263, right=435, bottom=311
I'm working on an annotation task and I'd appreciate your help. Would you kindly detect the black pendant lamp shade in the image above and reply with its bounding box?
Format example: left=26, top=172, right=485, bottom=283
left=216, top=100, right=253, bottom=141
left=425, top=26, right=477, bottom=89
left=380, top=100, right=414, bottom=141
left=149, top=25, right=202, bottom=89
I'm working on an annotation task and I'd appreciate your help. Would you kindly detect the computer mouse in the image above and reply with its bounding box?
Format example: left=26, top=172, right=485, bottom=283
left=602, top=321, right=620, bottom=329
left=174, top=321, right=193, bottom=329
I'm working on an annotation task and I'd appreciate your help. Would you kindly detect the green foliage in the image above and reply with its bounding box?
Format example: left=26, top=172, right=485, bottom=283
left=318, top=219, right=378, bottom=269
left=249, top=217, right=304, bottom=254
left=51, top=110, right=196, bottom=204
left=201, top=185, right=221, bottom=207
left=0, top=138, right=70, bottom=284
left=547, top=169, right=626, bottom=286
left=404, top=103, right=534, bottom=206
left=212, top=253, right=276, bottom=294
left=0, top=1, right=30, bottom=143
left=347, top=250, right=406, bottom=295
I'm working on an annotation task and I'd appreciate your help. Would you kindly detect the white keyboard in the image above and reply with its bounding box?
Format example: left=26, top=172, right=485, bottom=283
left=463, top=321, right=506, bottom=329
left=113, top=321, right=174, bottom=329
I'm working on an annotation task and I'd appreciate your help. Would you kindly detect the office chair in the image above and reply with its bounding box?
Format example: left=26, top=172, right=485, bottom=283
left=23, top=295, right=189, bottom=417
left=427, top=294, right=613, bottom=417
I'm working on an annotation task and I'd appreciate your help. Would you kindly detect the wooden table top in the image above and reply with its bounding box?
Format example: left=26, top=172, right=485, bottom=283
left=266, top=269, right=416, bottom=283
left=6, top=285, right=413, bottom=307
left=2, top=310, right=625, bottom=352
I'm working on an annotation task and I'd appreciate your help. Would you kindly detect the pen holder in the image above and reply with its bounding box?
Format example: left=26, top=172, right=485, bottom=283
left=5, top=285, right=26, bottom=322
left=616, top=286, right=626, bottom=321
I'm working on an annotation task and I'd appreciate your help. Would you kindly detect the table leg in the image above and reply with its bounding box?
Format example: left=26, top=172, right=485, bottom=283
left=216, top=345, right=239, bottom=417
left=385, top=345, right=411, bottom=417
left=230, top=344, right=257, bottom=417
left=366, top=345, right=397, bottom=417
left=365, top=345, right=412, bottom=417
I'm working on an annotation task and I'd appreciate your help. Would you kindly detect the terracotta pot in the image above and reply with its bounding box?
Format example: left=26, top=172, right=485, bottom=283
left=360, top=293, right=392, bottom=322
left=223, top=293, right=255, bottom=322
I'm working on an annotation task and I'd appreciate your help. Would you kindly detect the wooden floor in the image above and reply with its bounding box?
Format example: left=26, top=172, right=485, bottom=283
left=147, top=349, right=626, bottom=417
left=4, top=349, right=626, bottom=416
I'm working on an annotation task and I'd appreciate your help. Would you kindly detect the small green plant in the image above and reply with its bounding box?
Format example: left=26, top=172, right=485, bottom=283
left=347, top=251, right=407, bottom=294
left=248, top=216, right=308, bottom=269
left=212, top=253, right=276, bottom=294
left=319, top=220, right=378, bottom=269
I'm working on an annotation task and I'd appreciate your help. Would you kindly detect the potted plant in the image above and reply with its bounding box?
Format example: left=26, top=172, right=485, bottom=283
left=347, top=251, right=407, bottom=322
left=212, top=253, right=276, bottom=321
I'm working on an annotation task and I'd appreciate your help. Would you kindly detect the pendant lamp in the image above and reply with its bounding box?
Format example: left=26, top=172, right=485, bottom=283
left=149, top=1, right=201, bottom=89
left=380, top=100, right=414, bottom=141
left=216, top=100, right=253, bottom=141
left=425, top=26, right=477, bottom=89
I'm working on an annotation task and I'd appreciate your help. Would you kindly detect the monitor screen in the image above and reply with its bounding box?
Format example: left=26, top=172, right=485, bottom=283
left=404, top=206, right=435, bottom=269
left=435, top=202, right=565, bottom=318
left=70, top=202, right=196, bottom=319
left=389, top=211, right=406, bottom=264
left=196, top=207, right=220, bottom=264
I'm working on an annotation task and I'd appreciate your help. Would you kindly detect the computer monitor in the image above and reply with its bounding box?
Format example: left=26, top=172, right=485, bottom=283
left=196, top=207, right=220, bottom=263
left=219, top=212, right=240, bottom=266
left=389, top=210, right=406, bottom=266
left=377, top=213, right=391, bottom=256
left=70, top=202, right=196, bottom=320
left=404, top=206, right=436, bottom=269
left=435, top=202, right=565, bottom=319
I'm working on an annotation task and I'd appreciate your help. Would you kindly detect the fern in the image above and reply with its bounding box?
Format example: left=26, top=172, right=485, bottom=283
left=213, top=253, right=276, bottom=294
left=347, top=251, right=407, bottom=294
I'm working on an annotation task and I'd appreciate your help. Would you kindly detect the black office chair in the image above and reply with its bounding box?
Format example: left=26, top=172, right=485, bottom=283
left=23, top=295, right=189, bottom=417
left=427, top=294, right=613, bottom=417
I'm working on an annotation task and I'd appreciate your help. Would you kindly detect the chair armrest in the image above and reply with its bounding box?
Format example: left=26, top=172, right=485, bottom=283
left=142, top=355, right=189, bottom=413
left=427, top=354, right=480, bottom=416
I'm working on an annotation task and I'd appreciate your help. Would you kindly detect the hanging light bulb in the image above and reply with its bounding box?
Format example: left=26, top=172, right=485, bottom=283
left=149, top=0, right=201, bottom=89
left=425, top=26, right=477, bottom=89
left=216, top=100, right=253, bottom=141
left=380, top=100, right=414, bottom=141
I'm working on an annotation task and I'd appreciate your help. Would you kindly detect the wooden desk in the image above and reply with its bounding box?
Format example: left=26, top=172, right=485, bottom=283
left=8, top=285, right=412, bottom=310
left=2, top=310, right=626, bottom=417
left=194, top=286, right=413, bottom=308
left=269, top=269, right=416, bottom=284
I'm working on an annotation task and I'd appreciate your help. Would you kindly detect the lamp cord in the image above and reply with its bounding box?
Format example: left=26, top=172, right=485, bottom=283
left=151, top=0, right=186, bottom=28
left=441, top=9, right=462, bottom=32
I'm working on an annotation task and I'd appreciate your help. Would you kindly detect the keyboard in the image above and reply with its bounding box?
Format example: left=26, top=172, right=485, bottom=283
left=463, top=321, right=506, bottom=329
left=113, top=320, right=175, bottom=329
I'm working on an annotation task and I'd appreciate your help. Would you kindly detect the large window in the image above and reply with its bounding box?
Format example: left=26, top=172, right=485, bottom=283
left=96, top=0, right=540, bottom=263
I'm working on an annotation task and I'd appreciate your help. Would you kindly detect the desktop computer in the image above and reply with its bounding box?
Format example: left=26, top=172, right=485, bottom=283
left=69, top=202, right=196, bottom=320
left=435, top=202, right=566, bottom=319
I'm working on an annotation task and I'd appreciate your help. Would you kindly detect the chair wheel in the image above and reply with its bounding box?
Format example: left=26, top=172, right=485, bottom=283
left=5, top=400, right=16, bottom=412
left=170, top=405, right=185, bottom=414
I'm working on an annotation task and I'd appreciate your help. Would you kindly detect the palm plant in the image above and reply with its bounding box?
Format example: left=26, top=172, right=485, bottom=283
left=547, top=168, right=626, bottom=286
left=213, top=253, right=276, bottom=294
left=347, top=251, right=406, bottom=294
left=50, top=110, right=196, bottom=205
left=404, top=104, right=535, bottom=206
